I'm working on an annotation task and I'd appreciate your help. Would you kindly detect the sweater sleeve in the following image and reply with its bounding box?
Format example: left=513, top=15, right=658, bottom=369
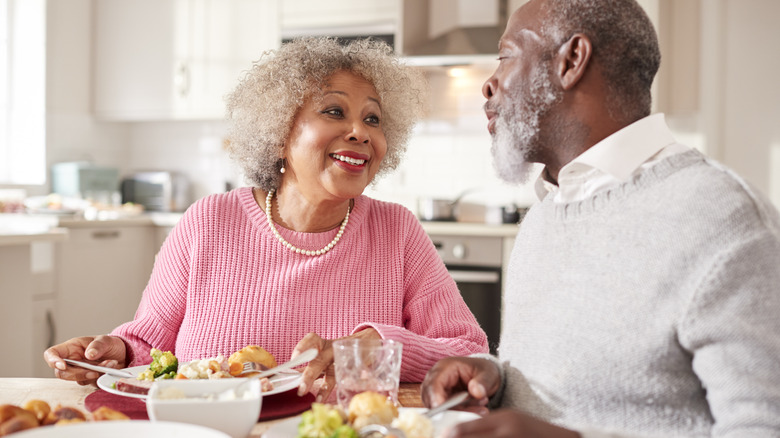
left=548, top=229, right=780, bottom=438
left=354, top=214, right=489, bottom=382
left=110, top=206, right=195, bottom=366
left=675, top=229, right=780, bottom=436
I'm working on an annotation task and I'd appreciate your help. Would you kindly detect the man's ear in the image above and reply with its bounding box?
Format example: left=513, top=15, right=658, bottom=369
left=555, top=33, right=592, bottom=90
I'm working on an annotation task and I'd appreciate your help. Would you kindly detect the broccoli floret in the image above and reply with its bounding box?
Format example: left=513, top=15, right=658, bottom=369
left=137, top=348, right=178, bottom=381
left=329, top=425, right=358, bottom=438
left=149, top=348, right=178, bottom=377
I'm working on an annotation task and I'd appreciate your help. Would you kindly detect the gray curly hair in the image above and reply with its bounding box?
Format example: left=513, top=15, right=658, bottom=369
left=225, top=37, right=428, bottom=191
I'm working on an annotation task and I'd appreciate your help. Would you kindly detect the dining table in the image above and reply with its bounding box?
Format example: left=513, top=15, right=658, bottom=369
left=0, top=377, right=424, bottom=436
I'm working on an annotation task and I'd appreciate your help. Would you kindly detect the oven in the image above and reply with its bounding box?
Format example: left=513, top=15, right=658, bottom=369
left=430, top=234, right=503, bottom=355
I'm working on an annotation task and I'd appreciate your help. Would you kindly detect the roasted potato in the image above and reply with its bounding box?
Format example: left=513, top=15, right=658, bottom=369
left=91, top=406, right=129, bottom=421
left=22, top=400, right=51, bottom=423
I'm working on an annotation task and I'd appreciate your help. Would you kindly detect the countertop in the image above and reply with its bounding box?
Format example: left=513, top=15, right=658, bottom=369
left=0, top=227, right=68, bottom=247
left=0, top=212, right=520, bottom=244
left=421, top=221, right=520, bottom=237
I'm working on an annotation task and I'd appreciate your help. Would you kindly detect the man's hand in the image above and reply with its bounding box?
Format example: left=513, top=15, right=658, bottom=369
left=442, top=409, right=581, bottom=438
left=421, top=357, right=501, bottom=416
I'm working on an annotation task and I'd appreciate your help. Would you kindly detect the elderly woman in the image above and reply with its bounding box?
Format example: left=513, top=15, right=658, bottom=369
left=44, top=37, right=488, bottom=399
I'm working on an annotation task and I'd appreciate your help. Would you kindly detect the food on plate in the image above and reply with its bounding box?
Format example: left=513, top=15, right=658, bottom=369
left=0, top=405, right=39, bottom=435
left=114, top=378, right=154, bottom=395
left=0, top=401, right=127, bottom=436
left=44, top=406, right=87, bottom=425
left=348, top=391, right=398, bottom=430
left=296, top=391, right=434, bottom=438
left=390, top=410, right=433, bottom=438
left=176, top=354, right=232, bottom=379
left=91, top=406, right=130, bottom=421
left=228, top=345, right=278, bottom=376
left=137, top=348, right=179, bottom=381
left=296, top=403, right=356, bottom=438
left=296, top=391, right=435, bottom=438
left=111, top=345, right=279, bottom=396
left=21, top=400, right=50, bottom=423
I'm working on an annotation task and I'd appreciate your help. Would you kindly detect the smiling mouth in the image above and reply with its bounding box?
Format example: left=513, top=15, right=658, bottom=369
left=330, top=153, right=367, bottom=166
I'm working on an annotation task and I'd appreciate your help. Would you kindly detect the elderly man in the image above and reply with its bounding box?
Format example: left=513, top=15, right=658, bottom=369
left=421, top=0, right=780, bottom=437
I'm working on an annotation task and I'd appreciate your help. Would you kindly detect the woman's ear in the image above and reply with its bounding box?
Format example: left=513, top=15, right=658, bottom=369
left=555, top=33, right=592, bottom=90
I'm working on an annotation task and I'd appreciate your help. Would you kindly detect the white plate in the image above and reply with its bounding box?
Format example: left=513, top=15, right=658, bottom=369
left=12, top=420, right=230, bottom=438
left=263, top=407, right=480, bottom=438
left=97, top=366, right=303, bottom=400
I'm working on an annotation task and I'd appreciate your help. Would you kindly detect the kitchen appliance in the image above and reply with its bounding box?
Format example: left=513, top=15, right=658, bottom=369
left=418, top=198, right=459, bottom=222
left=50, top=162, right=120, bottom=199
left=121, top=171, right=190, bottom=212
left=431, top=233, right=503, bottom=354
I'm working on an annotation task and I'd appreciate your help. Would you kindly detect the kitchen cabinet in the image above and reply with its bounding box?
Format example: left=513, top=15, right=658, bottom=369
left=0, top=244, right=34, bottom=377
left=93, top=0, right=280, bottom=120
left=281, top=0, right=399, bottom=32
left=55, top=224, right=157, bottom=343
left=0, top=238, right=60, bottom=378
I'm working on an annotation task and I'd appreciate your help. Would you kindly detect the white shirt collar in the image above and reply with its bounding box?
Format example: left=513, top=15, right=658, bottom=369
left=534, top=113, right=678, bottom=201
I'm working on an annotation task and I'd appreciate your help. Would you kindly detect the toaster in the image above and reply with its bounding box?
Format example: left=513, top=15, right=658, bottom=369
left=121, top=171, right=190, bottom=212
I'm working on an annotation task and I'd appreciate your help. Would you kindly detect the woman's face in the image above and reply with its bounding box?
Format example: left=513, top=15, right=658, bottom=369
left=283, top=70, right=387, bottom=202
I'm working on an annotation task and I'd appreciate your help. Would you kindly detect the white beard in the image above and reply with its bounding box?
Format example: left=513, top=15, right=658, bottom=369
left=490, top=64, right=561, bottom=185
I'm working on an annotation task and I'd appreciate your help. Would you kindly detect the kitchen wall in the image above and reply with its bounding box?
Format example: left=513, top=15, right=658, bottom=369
left=39, top=0, right=780, bottom=214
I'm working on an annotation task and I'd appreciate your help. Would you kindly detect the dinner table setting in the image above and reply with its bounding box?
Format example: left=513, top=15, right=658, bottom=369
left=0, top=339, right=470, bottom=438
left=0, top=376, right=425, bottom=437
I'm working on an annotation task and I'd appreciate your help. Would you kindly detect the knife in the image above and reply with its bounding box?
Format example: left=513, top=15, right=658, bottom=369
left=63, top=358, right=135, bottom=378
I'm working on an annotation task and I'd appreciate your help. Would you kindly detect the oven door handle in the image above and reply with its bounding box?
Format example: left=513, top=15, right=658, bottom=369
left=448, top=270, right=500, bottom=284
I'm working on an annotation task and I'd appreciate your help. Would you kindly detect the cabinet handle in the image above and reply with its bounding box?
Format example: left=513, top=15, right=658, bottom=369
left=46, top=310, right=56, bottom=349
left=175, top=62, right=190, bottom=98
left=91, top=230, right=120, bottom=239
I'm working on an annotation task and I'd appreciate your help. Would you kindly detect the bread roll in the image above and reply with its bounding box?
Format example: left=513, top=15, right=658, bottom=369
left=347, top=391, right=398, bottom=430
left=228, top=345, right=277, bottom=377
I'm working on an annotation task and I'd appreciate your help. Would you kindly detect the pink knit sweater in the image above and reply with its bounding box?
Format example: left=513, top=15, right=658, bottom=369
left=112, top=187, right=488, bottom=381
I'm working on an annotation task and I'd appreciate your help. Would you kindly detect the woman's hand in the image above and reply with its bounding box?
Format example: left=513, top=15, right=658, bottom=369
left=292, top=328, right=381, bottom=402
left=442, top=409, right=581, bottom=438
left=421, top=356, right=501, bottom=416
left=43, top=335, right=127, bottom=386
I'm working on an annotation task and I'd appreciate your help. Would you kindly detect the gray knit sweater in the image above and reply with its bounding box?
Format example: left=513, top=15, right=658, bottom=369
left=490, top=150, right=780, bottom=437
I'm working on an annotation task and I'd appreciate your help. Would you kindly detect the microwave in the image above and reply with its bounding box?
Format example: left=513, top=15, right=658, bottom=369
left=121, top=171, right=190, bottom=212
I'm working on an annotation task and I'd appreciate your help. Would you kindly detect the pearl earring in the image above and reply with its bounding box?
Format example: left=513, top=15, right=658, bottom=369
left=280, top=159, right=286, bottom=174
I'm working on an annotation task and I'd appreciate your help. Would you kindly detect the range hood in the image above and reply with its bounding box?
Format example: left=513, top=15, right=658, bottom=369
left=401, top=0, right=510, bottom=66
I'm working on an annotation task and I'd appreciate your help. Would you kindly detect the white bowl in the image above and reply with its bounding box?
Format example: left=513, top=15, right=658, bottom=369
left=146, top=379, right=262, bottom=438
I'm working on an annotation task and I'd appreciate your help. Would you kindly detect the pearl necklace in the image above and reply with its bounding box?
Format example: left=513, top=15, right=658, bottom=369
left=265, top=190, right=350, bottom=256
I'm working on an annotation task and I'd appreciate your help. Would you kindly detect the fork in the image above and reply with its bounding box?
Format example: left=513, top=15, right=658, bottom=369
left=358, top=424, right=407, bottom=438
left=239, top=348, right=318, bottom=377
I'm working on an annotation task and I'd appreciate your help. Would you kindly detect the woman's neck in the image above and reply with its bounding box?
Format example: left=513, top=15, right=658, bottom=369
left=254, top=188, right=351, bottom=233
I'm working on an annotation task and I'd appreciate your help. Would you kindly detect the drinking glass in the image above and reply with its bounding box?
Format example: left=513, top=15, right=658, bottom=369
left=332, top=339, right=403, bottom=410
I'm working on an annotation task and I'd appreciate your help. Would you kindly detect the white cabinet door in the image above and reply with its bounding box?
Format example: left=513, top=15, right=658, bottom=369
left=55, top=226, right=156, bottom=342
left=0, top=245, right=34, bottom=377
left=93, top=0, right=280, bottom=120
left=281, top=0, right=399, bottom=32
left=31, top=297, right=56, bottom=378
